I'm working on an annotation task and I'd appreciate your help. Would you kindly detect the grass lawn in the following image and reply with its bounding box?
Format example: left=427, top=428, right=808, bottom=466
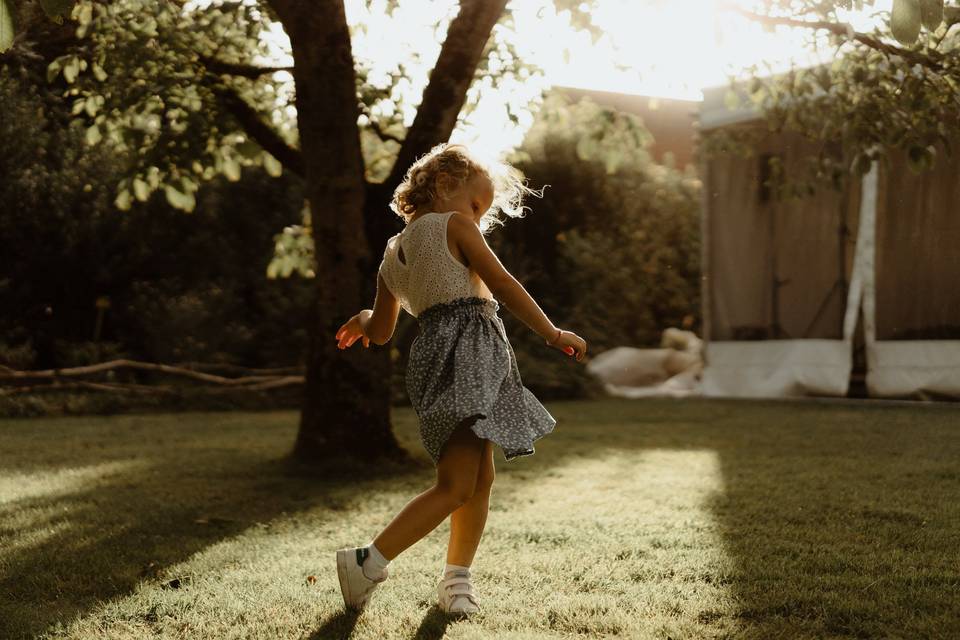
left=1, top=398, right=959, bottom=639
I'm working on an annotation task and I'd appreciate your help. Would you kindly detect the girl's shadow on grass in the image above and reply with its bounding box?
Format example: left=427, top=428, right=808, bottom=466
left=306, top=604, right=453, bottom=640
left=307, top=608, right=361, bottom=640
left=409, top=605, right=459, bottom=640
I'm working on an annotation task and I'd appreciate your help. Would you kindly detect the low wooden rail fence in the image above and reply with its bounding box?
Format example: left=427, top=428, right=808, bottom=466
left=0, top=360, right=306, bottom=396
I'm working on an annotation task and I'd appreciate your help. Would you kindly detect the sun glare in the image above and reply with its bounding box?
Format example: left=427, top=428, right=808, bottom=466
left=247, top=0, right=883, bottom=157
left=534, top=0, right=884, bottom=100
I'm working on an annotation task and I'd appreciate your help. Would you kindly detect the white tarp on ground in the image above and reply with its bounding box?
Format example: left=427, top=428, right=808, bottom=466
left=701, top=339, right=851, bottom=398
left=868, top=341, right=960, bottom=399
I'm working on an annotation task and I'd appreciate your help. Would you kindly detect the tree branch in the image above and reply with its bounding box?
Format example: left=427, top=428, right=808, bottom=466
left=200, top=55, right=294, bottom=79
left=382, top=0, right=509, bottom=196
left=210, top=84, right=304, bottom=177
left=358, top=103, right=405, bottom=145
left=728, top=5, right=945, bottom=71
left=365, top=117, right=404, bottom=144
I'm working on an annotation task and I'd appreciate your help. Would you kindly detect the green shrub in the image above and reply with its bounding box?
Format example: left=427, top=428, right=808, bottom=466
left=0, top=69, right=311, bottom=380
left=498, top=92, right=701, bottom=362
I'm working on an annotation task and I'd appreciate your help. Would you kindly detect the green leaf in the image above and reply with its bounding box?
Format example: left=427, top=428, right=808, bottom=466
left=91, top=62, right=107, bottom=82
left=575, top=136, right=595, bottom=161
left=280, top=255, right=295, bottom=278
left=140, top=16, right=158, bottom=37
left=920, top=0, right=943, bottom=30
left=46, top=59, right=62, bottom=83
left=891, top=0, right=922, bottom=45
left=146, top=167, right=161, bottom=188
left=180, top=176, right=197, bottom=194
left=222, top=157, right=241, bottom=182
left=84, top=94, right=102, bottom=116
left=263, top=154, right=282, bottom=177
left=75, top=2, right=92, bottom=26
left=266, top=259, right=280, bottom=279
left=0, top=0, right=15, bottom=53
left=37, top=0, right=73, bottom=22
left=115, top=188, right=132, bottom=211
left=164, top=183, right=196, bottom=212
left=63, top=56, right=81, bottom=83
left=132, top=178, right=150, bottom=202
left=85, top=123, right=102, bottom=145
left=604, top=154, right=620, bottom=174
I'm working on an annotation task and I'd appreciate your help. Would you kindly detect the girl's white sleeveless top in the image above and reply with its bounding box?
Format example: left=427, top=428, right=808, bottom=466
left=378, top=211, right=493, bottom=317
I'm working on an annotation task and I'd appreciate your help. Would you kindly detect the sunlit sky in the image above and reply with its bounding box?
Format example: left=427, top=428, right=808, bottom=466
left=541, top=1, right=885, bottom=99
left=251, top=0, right=885, bottom=156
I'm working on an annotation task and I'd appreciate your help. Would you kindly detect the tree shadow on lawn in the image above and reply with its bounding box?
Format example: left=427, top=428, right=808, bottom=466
left=0, top=410, right=430, bottom=640
left=514, top=398, right=960, bottom=638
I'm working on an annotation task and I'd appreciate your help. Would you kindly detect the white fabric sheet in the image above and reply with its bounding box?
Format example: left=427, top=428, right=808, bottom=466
left=867, top=341, right=960, bottom=399
left=702, top=340, right=851, bottom=398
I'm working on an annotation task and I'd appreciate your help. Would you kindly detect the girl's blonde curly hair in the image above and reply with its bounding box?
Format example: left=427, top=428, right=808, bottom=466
left=389, top=142, right=542, bottom=233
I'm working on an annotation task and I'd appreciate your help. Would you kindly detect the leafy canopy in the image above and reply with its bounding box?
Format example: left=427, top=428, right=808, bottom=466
left=707, top=0, right=960, bottom=186
left=15, top=0, right=601, bottom=218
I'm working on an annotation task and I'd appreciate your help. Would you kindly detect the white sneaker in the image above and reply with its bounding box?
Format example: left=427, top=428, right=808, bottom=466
left=336, top=546, right=388, bottom=611
left=437, top=571, right=481, bottom=615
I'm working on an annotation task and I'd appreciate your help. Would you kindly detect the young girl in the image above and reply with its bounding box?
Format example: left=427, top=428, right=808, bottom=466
left=333, top=143, right=587, bottom=616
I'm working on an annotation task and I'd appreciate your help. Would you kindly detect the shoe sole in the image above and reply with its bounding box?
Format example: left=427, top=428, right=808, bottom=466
left=336, top=549, right=358, bottom=610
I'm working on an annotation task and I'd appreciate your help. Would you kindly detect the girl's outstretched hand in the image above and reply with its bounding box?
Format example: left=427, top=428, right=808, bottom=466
left=335, top=311, right=371, bottom=349
left=546, top=329, right=587, bottom=362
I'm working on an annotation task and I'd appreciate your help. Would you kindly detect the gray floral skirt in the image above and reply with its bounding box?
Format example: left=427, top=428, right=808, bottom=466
left=406, top=296, right=557, bottom=466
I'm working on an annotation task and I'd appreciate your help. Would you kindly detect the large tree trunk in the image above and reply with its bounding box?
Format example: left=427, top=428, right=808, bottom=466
left=272, top=0, right=508, bottom=465
left=271, top=0, right=406, bottom=464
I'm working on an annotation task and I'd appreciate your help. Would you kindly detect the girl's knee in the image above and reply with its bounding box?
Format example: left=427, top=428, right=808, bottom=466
left=474, top=467, right=495, bottom=495
left=434, top=480, right=475, bottom=507
left=474, top=442, right=495, bottom=494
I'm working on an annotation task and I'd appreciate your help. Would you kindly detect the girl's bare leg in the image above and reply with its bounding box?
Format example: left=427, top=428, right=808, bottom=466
left=371, top=419, right=486, bottom=561
left=446, top=439, right=494, bottom=566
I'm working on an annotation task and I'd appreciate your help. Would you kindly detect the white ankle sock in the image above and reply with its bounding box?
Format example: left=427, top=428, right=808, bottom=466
left=443, top=562, right=471, bottom=579
left=361, top=542, right=390, bottom=580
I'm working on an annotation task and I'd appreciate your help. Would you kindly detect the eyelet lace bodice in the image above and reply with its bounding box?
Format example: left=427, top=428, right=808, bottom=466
left=378, top=211, right=493, bottom=317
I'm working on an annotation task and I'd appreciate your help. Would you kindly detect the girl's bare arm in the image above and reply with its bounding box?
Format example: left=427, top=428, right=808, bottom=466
left=448, top=213, right=586, bottom=360
left=335, top=273, right=400, bottom=349
left=362, top=274, right=402, bottom=344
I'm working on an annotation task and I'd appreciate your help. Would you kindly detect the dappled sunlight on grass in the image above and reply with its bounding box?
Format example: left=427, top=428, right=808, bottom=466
left=0, top=460, right=145, bottom=505
left=472, top=448, right=735, bottom=638
left=46, top=442, right=737, bottom=640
